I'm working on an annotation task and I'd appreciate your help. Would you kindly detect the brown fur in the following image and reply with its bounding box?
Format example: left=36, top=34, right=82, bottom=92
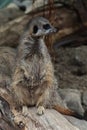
left=12, top=38, right=55, bottom=108
left=11, top=17, right=75, bottom=115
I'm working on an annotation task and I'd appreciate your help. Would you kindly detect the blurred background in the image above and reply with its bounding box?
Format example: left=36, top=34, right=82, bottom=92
left=1, top=1, right=87, bottom=129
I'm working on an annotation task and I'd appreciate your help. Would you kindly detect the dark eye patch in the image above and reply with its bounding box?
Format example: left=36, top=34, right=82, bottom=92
left=33, top=25, right=38, bottom=34
left=43, top=24, right=51, bottom=30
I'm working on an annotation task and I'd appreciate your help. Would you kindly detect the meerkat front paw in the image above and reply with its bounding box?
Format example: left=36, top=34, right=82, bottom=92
left=22, top=106, right=29, bottom=117
left=37, top=106, right=45, bottom=115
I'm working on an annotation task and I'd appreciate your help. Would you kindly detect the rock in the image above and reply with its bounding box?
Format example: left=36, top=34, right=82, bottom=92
left=13, top=0, right=48, bottom=14
left=7, top=3, right=19, bottom=9
left=0, top=119, right=21, bottom=130
left=54, top=46, right=87, bottom=90
left=13, top=0, right=32, bottom=13
left=13, top=0, right=32, bottom=8
left=58, top=89, right=84, bottom=117
left=70, top=47, right=87, bottom=76
left=82, top=90, right=87, bottom=107
left=65, top=116, right=87, bottom=130
left=0, top=6, right=23, bottom=26
left=0, top=96, right=21, bottom=130
left=0, top=47, right=16, bottom=89
left=0, top=96, right=14, bottom=125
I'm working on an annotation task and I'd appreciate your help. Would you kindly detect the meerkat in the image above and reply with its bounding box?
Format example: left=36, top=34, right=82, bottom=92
left=12, top=16, right=77, bottom=116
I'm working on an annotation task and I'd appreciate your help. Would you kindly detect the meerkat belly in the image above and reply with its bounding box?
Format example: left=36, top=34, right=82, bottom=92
left=23, top=55, right=46, bottom=106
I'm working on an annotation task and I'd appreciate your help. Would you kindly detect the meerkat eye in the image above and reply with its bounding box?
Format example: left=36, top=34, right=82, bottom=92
left=43, top=24, right=51, bottom=30
left=33, top=25, right=38, bottom=34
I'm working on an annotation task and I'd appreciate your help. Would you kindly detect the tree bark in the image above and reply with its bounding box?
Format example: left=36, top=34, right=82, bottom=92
left=13, top=108, right=79, bottom=130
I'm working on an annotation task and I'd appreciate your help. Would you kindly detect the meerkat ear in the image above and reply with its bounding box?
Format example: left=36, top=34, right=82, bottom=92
left=33, top=25, right=38, bottom=34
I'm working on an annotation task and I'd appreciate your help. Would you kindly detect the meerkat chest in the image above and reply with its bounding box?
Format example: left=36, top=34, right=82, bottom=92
left=21, top=55, right=46, bottom=105
left=24, top=54, right=46, bottom=86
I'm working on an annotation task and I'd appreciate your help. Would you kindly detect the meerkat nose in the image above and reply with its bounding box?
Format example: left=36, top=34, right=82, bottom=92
left=50, top=27, right=59, bottom=33
left=53, top=27, right=59, bottom=33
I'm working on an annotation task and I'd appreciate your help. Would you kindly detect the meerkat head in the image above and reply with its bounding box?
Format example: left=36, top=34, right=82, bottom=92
left=25, top=16, right=58, bottom=38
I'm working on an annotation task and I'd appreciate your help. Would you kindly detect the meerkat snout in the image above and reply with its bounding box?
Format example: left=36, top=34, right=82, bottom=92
left=32, top=22, right=57, bottom=36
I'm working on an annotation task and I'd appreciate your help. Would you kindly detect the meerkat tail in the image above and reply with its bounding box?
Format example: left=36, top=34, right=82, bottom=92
left=53, top=105, right=76, bottom=116
left=53, top=105, right=84, bottom=119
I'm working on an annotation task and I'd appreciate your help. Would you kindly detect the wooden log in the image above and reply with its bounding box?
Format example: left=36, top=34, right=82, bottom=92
left=0, top=119, right=21, bottom=130
left=13, top=108, right=79, bottom=130
left=0, top=84, right=79, bottom=130
left=0, top=86, right=79, bottom=130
